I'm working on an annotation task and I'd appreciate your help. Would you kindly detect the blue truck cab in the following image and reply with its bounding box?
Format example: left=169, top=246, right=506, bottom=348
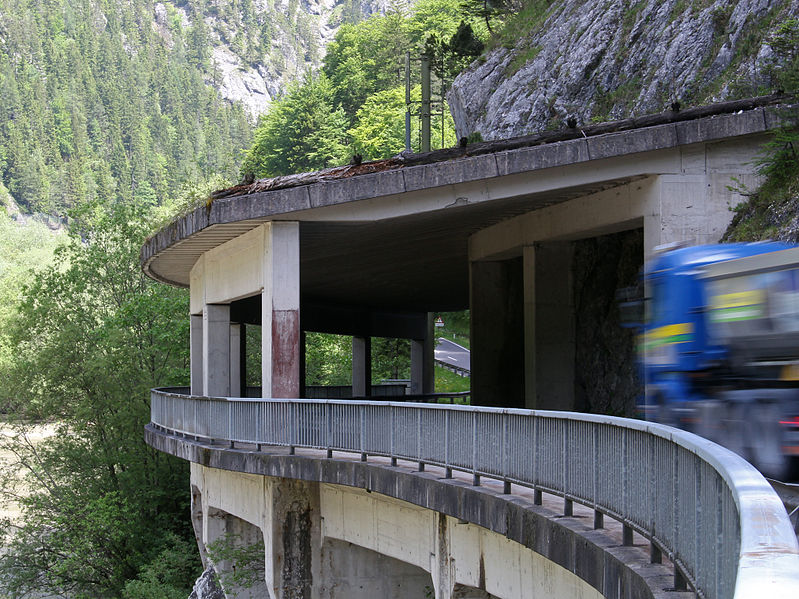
left=634, top=241, right=799, bottom=479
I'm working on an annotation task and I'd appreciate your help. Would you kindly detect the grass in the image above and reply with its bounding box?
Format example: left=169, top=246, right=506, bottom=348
left=434, top=365, right=470, bottom=395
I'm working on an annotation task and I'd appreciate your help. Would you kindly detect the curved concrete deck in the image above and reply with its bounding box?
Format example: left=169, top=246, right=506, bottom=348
left=146, top=424, right=687, bottom=599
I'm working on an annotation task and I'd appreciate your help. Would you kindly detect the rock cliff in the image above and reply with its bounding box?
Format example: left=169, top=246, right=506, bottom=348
left=155, top=0, right=404, bottom=120
left=448, top=0, right=798, bottom=139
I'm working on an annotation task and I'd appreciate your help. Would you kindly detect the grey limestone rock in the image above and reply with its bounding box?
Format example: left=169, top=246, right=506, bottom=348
left=448, top=0, right=799, bottom=140
left=188, top=566, right=226, bottom=599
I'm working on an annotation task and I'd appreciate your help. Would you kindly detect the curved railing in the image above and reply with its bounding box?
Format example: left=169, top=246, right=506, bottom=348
left=150, top=389, right=799, bottom=599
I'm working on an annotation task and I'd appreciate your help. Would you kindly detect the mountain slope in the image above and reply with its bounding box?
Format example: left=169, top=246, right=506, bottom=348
left=448, top=0, right=798, bottom=139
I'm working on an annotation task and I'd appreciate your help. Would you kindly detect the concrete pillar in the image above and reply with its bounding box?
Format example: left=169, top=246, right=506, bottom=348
left=431, top=513, right=454, bottom=599
left=532, top=242, right=575, bottom=411
left=203, top=304, right=231, bottom=397
left=299, top=331, right=306, bottom=398
left=230, top=323, right=242, bottom=398
left=410, top=313, right=435, bottom=395
left=267, top=479, right=322, bottom=599
left=470, top=259, right=525, bottom=408
left=352, top=336, right=371, bottom=397
left=261, top=222, right=301, bottom=399
left=522, top=246, right=536, bottom=408
left=191, top=314, right=204, bottom=395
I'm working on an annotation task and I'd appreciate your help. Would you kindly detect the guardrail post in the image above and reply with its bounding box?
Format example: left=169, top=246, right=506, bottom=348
left=534, top=489, right=542, bottom=505
left=594, top=511, right=604, bottom=529
left=417, top=408, right=424, bottom=471
left=623, top=524, right=633, bottom=546
left=390, top=405, right=397, bottom=467
left=674, top=568, right=688, bottom=592
left=360, top=405, right=367, bottom=462
left=444, top=411, right=451, bottom=478
left=228, top=401, right=234, bottom=448
left=256, top=401, right=262, bottom=451
left=326, top=402, right=333, bottom=459
left=502, top=416, right=510, bottom=494
left=564, top=498, right=573, bottom=517
left=651, top=543, right=662, bottom=564
left=289, top=401, right=295, bottom=455
left=472, top=411, right=479, bottom=486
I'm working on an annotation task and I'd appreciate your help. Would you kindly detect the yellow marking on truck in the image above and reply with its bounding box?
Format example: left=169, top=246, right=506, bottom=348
left=644, top=323, right=694, bottom=349
left=710, top=289, right=765, bottom=309
left=709, top=289, right=765, bottom=322
left=780, top=364, right=799, bottom=381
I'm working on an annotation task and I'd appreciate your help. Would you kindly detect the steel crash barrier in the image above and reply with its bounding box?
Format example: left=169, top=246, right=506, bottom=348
left=150, top=388, right=799, bottom=599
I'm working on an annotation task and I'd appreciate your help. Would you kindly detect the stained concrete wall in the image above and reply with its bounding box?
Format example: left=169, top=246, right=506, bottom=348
left=189, top=463, right=604, bottom=599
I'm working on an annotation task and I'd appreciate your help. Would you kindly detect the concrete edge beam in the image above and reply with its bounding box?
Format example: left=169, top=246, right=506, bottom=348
left=140, top=105, right=796, bottom=281
left=145, top=426, right=691, bottom=599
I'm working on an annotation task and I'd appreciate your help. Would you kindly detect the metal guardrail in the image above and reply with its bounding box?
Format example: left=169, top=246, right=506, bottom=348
left=150, top=389, right=799, bottom=599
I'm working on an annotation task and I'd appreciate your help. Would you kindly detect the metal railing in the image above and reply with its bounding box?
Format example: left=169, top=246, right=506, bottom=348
left=150, top=389, right=799, bottom=599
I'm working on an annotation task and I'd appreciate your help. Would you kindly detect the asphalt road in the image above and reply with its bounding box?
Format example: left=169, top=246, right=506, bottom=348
left=434, top=337, right=470, bottom=373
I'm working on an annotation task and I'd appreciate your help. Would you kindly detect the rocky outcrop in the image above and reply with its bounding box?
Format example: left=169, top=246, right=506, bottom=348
left=188, top=566, right=226, bottom=599
left=152, top=0, right=409, bottom=120
left=448, top=0, right=798, bottom=139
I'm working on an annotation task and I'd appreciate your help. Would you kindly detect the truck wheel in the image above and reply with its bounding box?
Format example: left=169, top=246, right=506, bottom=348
left=750, top=402, right=793, bottom=480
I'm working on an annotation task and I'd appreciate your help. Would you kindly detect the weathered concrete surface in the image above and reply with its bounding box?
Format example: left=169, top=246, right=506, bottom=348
left=141, top=104, right=791, bottom=314
left=146, top=425, right=688, bottom=599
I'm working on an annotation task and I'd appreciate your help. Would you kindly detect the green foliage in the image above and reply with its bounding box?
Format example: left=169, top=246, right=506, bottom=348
left=0, top=200, right=195, bottom=598
left=767, top=18, right=799, bottom=93
left=305, top=333, right=353, bottom=386
left=722, top=17, right=799, bottom=243
left=372, top=337, right=410, bottom=381
left=122, top=534, right=201, bottom=599
left=0, top=216, right=62, bottom=414
left=0, top=0, right=251, bottom=218
left=461, top=0, right=524, bottom=37
left=241, top=71, right=349, bottom=177
left=206, top=533, right=265, bottom=597
left=238, top=0, right=486, bottom=178
left=324, top=9, right=411, bottom=119
left=348, top=86, right=412, bottom=159
left=488, top=0, right=552, bottom=51
left=348, top=85, right=457, bottom=160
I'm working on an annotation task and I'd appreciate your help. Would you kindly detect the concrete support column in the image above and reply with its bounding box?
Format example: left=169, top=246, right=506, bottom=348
left=266, top=479, right=322, bottom=599
left=410, top=313, right=435, bottom=395
left=230, top=323, right=242, bottom=398
left=522, top=246, right=536, bottom=409
left=190, top=314, right=204, bottom=395
left=470, top=259, right=525, bottom=407
left=261, top=222, right=301, bottom=399
left=531, top=242, right=575, bottom=411
left=431, top=513, right=454, bottom=599
left=352, top=336, right=371, bottom=397
left=203, top=304, right=231, bottom=397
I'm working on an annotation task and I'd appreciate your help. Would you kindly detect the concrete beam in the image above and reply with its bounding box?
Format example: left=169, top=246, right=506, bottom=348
left=302, top=303, right=429, bottom=339
left=146, top=430, right=685, bottom=599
